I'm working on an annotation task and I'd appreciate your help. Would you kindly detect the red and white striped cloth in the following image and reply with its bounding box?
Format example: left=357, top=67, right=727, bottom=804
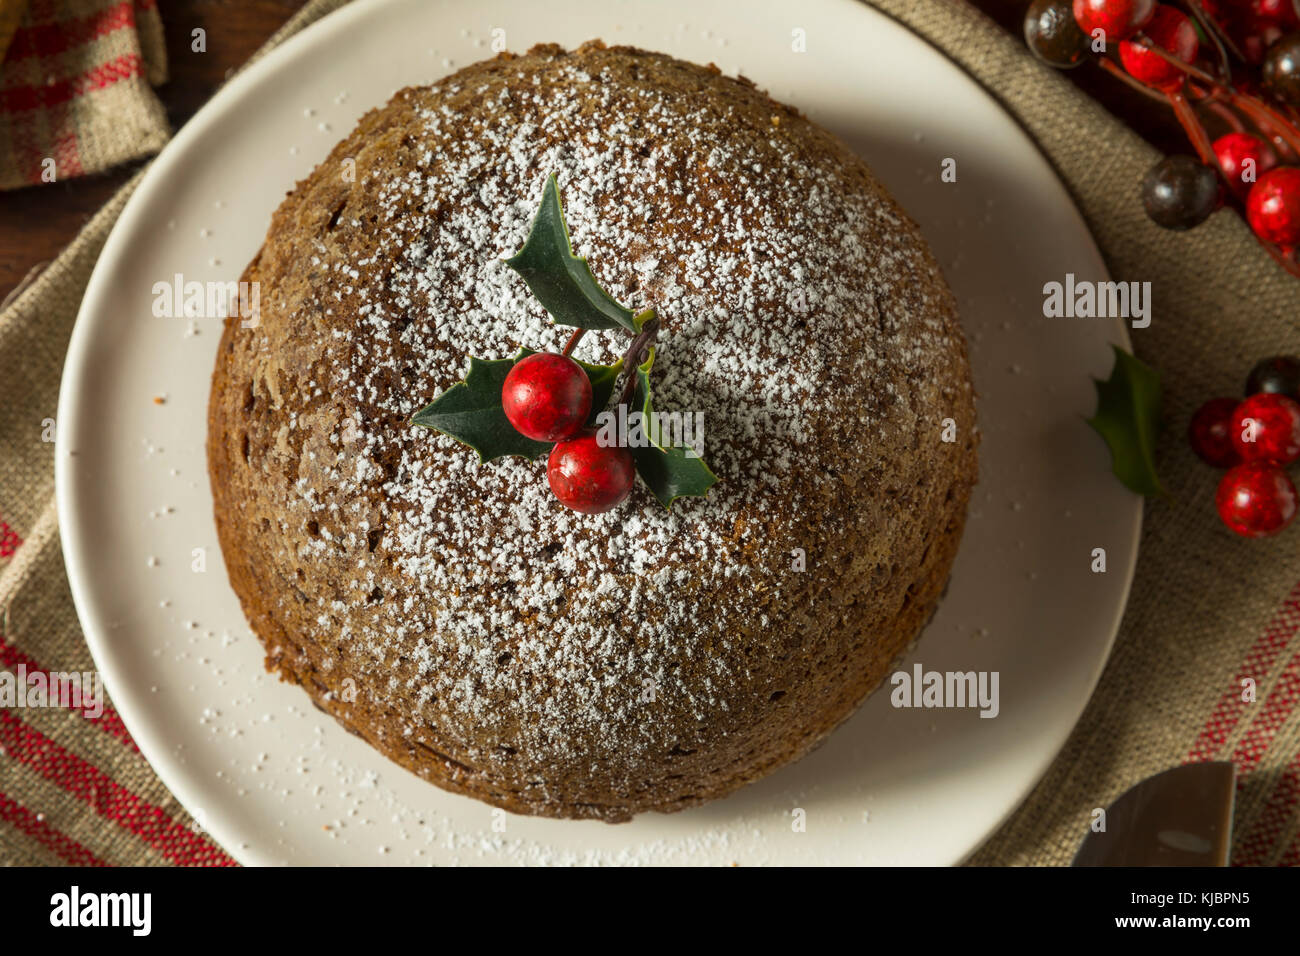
left=0, top=0, right=237, bottom=865
left=0, top=0, right=168, bottom=190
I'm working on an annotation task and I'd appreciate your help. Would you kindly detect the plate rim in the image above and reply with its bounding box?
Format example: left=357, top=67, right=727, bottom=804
left=55, top=0, right=1141, bottom=866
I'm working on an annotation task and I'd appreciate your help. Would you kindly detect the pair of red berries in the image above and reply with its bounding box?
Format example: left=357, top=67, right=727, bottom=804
left=1108, top=3, right=1198, bottom=92
left=1072, top=0, right=1196, bottom=91
left=1190, top=357, right=1300, bottom=536
left=1216, top=126, right=1300, bottom=248
left=500, top=352, right=634, bottom=514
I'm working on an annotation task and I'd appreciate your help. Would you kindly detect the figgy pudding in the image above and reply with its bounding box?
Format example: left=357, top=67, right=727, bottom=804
left=207, top=41, right=978, bottom=821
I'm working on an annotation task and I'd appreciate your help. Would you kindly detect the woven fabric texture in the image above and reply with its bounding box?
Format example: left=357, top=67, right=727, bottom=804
left=0, top=0, right=169, bottom=190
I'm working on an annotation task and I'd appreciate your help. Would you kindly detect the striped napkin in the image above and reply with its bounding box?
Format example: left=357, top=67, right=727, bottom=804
left=0, top=0, right=168, bottom=190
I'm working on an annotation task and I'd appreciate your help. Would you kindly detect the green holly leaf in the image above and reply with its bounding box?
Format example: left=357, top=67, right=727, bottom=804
left=624, top=348, right=718, bottom=508
left=411, top=351, right=624, bottom=461
left=411, top=356, right=550, bottom=462
left=1086, top=345, right=1166, bottom=497
left=505, top=175, right=639, bottom=332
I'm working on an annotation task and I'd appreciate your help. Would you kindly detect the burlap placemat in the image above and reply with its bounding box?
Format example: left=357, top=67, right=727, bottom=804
left=1, top=0, right=1297, bottom=866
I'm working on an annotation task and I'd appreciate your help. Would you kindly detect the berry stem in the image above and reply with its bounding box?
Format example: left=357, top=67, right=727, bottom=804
left=1167, top=90, right=1220, bottom=168
left=1131, top=33, right=1221, bottom=87
left=1183, top=0, right=1237, bottom=77
left=1121, top=32, right=1300, bottom=160
left=1203, top=99, right=1246, bottom=135
left=1222, top=91, right=1300, bottom=161
left=1098, top=56, right=1171, bottom=103
left=617, top=312, right=660, bottom=407
left=561, top=327, right=585, bottom=358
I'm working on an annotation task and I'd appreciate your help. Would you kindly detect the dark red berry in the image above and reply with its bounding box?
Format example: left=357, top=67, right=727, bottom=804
left=1244, top=30, right=1282, bottom=67
left=1026, top=0, right=1092, bottom=68
left=1216, top=462, right=1298, bottom=537
left=501, top=352, right=592, bottom=442
left=1230, top=392, right=1300, bottom=464
left=1262, top=31, right=1300, bottom=109
left=1246, top=166, right=1300, bottom=245
left=1073, top=0, right=1156, bottom=40
left=1189, top=397, right=1243, bottom=467
left=1254, top=0, right=1299, bottom=28
left=1142, top=155, right=1220, bottom=230
left=1213, top=132, right=1275, bottom=199
left=1119, top=5, right=1199, bottom=90
left=547, top=429, right=635, bottom=514
left=1245, top=355, right=1300, bottom=400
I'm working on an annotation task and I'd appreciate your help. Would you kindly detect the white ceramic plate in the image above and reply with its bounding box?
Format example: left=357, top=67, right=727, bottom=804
left=57, top=0, right=1140, bottom=865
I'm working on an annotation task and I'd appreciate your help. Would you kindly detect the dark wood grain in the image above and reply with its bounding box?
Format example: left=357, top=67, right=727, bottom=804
left=0, top=0, right=1186, bottom=303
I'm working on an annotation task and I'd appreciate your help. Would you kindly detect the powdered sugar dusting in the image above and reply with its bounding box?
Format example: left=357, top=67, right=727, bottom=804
left=237, top=45, right=968, bottom=813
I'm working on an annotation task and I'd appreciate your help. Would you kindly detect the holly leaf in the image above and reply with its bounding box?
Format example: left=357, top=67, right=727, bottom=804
left=626, top=348, right=718, bottom=508
left=505, top=174, right=639, bottom=332
left=411, top=351, right=624, bottom=461
left=1086, top=345, right=1166, bottom=497
left=411, top=356, right=550, bottom=462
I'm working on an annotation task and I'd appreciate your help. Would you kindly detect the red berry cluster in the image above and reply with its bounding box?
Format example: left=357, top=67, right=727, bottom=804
left=1190, top=355, right=1300, bottom=536
left=501, top=352, right=634, bottom=514
left=1025, top=1, right=1300, bottom=274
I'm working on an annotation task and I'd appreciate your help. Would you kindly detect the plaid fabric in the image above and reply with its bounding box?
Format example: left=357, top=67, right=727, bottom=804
left=0, top=0, right=1297, bottom=865
left=0, top=0, right=347, bottom=867
left=0, top=0, right=168, bottom=190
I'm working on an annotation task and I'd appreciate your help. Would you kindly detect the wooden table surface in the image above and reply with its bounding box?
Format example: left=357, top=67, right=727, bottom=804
left=0, top=0, right=1188, bottom=304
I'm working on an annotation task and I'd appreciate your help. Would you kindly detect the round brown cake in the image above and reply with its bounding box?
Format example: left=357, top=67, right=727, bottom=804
left=208, top=41, right=978, bottom=822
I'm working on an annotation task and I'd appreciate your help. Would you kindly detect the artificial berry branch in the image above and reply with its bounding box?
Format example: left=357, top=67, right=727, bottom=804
left=1026, top=0, right=1300, bottom=275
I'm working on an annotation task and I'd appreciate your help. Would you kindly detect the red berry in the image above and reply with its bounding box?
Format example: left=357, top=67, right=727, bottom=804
left=1253, top=0, right=1299, bottom=27
left=547, top=429, right=635, bottom=514
left=1247, top=167, right=1300, bottom=245
left=501, top=353, right=592, bottom=442
left=1230, top=392, right=1300, bottom=464
left=1118, top=5, right=1199, bottom=90
left=1243, top=31, right=1278, bottom=66
left=1216, top=462, right=1298, bottom=537
left=1189, top=397, right=1242, bottom=467
left=1073, top=0, right=1156, bottom=41
left=1212, top=132, right=1275, bottom=199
